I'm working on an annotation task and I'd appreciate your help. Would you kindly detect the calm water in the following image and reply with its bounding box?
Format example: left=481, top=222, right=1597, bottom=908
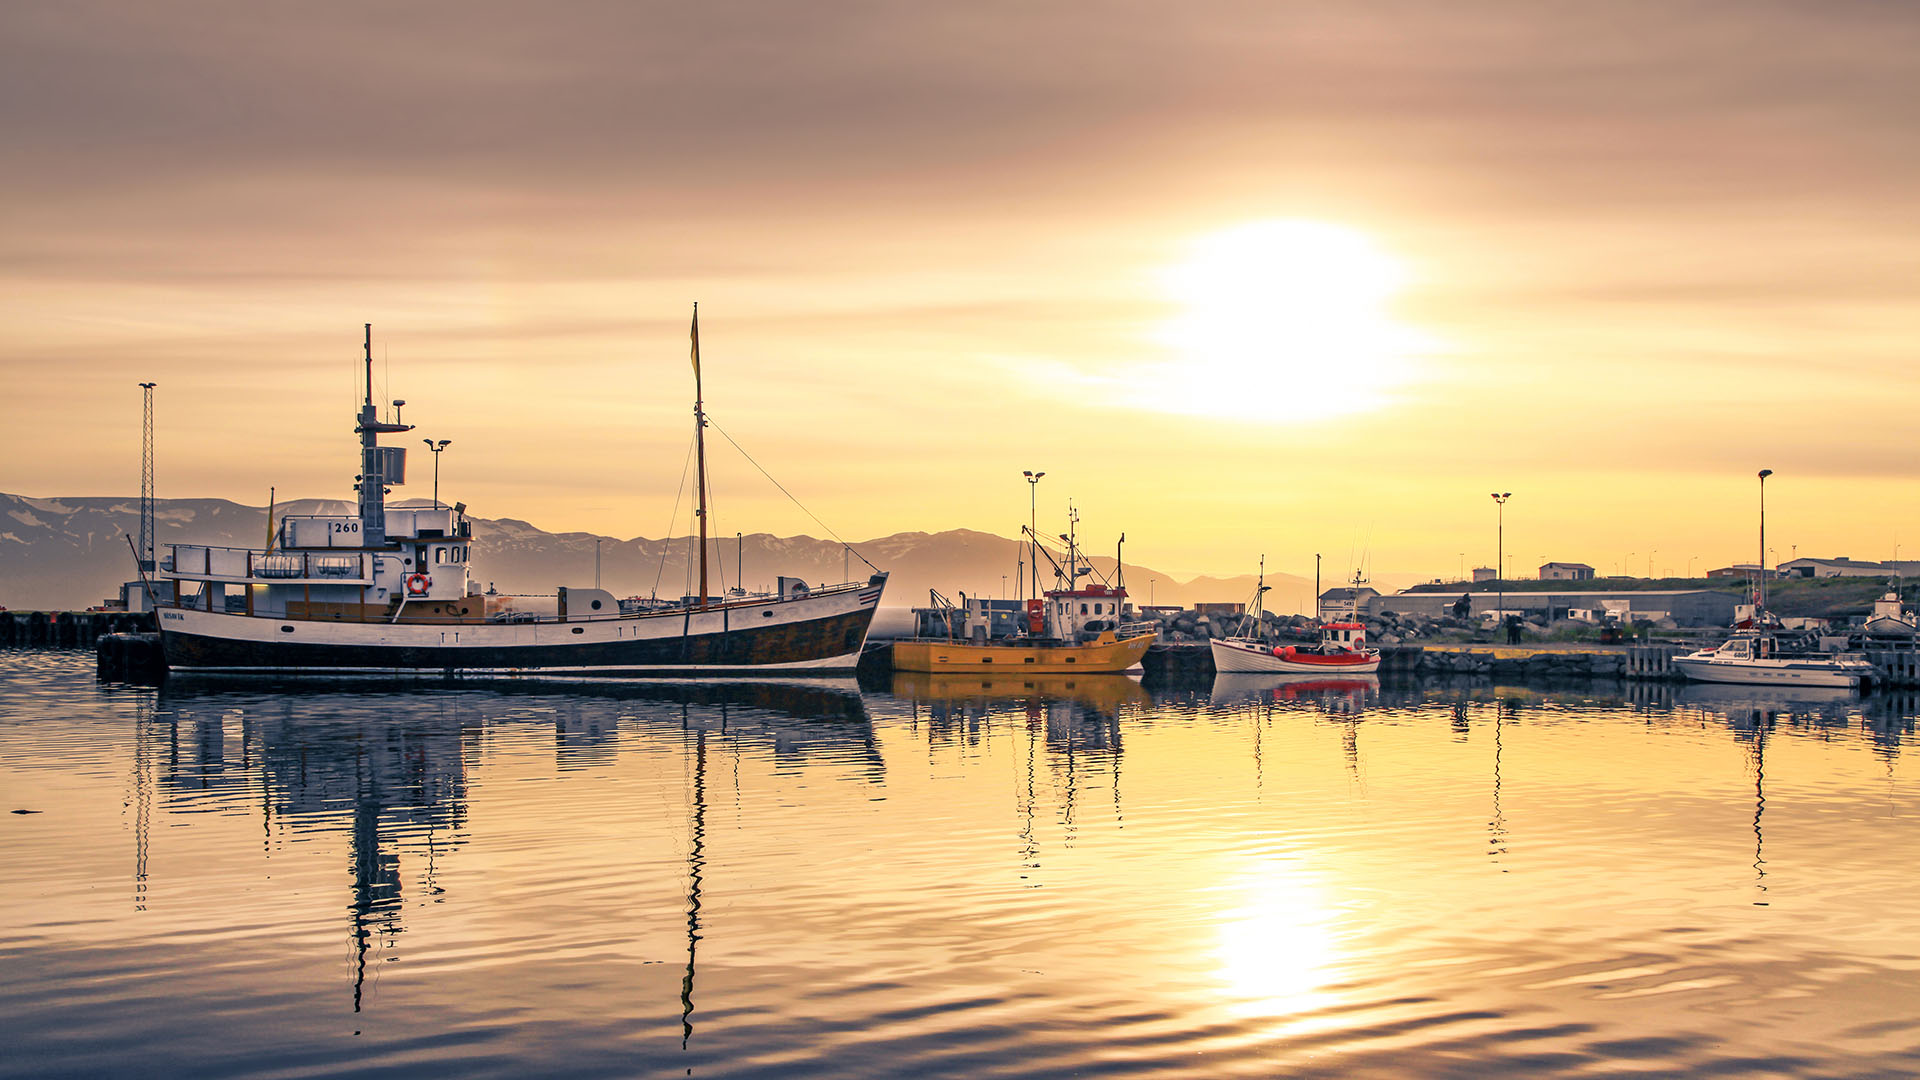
left=6, top=653, right=1920, bottom=1078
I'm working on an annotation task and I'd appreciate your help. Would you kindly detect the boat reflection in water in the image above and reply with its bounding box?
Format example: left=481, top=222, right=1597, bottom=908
left=1208, top=672, right=1380, bottom=715
left=888, top=671, right=1148, bottom=711
left=887, top=670, right=1139, bottom=871
left=137, top=677, right=878, bottom=1030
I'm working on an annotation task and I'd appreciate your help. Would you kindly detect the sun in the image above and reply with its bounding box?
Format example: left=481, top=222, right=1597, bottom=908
left=1145, top=220, right=1430, bottom=422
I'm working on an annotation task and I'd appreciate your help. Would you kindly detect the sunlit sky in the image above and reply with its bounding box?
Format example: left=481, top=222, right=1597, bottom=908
left=5, top=1, right=1917, bottom=583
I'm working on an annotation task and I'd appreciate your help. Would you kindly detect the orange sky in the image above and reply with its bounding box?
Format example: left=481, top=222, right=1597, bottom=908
left=4, top=2, right=1917, bottom=583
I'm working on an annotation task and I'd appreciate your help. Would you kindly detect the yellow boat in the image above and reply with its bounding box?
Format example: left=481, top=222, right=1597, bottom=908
left=894, top=509, right=1157, bottom=674
left=890, top=625, right=1157, bottom=673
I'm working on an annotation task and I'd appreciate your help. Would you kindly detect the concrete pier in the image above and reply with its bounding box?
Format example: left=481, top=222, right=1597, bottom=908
left=1866, top=646, right=1920, bottom=687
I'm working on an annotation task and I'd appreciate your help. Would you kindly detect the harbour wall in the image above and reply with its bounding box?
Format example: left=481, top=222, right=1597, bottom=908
left=2, top=610, right=154, bottom=648
left=1145, top=642, right=1920, bottom=687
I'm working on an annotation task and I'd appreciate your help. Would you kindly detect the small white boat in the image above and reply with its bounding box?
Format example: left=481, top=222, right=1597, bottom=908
left=1672, top=469, right=1874, bottom=690
left=1209, top=561, right=1381, bottom=674
left=1211, top=624, right=1382, bottom=674
left=1672, top=631, right=1873, bottom=689
left=1865, top=586, right=1917, bottom=635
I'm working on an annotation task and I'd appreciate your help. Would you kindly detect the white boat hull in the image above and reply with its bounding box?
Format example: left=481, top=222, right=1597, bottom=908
left=1671, top=653, right=1870, bottom=689
left=1210, top=638, right=1382, bottom=674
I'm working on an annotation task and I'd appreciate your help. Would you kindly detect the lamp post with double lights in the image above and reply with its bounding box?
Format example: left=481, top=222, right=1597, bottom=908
left=1758, top=469, right=1773, bottom=614
left=1490, top=492, right=1511, bottom=636
left=1022, top=470, right=1045, bottom=600
left=422, top=439, right=452, bottom=509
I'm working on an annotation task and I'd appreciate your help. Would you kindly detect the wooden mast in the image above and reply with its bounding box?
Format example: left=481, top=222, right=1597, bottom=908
left=692, top=304, right=709, bottom=609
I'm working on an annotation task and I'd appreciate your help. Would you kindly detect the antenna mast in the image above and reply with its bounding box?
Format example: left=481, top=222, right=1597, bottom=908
left=138, top=382, right=156, bottom=572
left=355, top=324, right=412, bottom=548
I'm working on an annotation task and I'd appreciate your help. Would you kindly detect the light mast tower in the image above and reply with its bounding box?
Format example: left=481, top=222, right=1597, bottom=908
left=138, top=382, right=156, bottom=572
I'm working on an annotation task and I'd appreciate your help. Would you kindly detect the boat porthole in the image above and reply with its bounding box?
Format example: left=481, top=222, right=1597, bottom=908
left=571, top=627, right=584, bottom=635
left=591, top=600, right=602, bottom=610
left=982, top=657, right=992, bottom=663
left=763, top=611, right=773, bottom=617
left=280, top=625, right=294, bottom=633
left=1065, top=657, right=1076, bottom=663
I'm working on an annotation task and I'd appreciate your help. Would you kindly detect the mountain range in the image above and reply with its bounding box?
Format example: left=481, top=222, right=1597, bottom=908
left=1, top=491, right=1404, bottom=612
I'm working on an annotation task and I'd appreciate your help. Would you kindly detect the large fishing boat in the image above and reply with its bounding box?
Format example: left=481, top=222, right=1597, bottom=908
left=150, top=317, right=887, bottom=677
left=890, top=508, right=1155, bottom=673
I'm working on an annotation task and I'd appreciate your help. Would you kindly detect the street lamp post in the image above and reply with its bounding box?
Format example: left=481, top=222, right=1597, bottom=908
left=422, top=439, right=452, bottom=508
left=1490, top=493, right=1511, bottom=634
left=1758, top=469, right=1774, bottom=614
left=1022, top=470, right=1045, bottom=600
left=1649, top=549, right=1657, bottom=580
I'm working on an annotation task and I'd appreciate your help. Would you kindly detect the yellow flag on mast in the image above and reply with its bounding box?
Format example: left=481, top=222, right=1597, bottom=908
left=689, top=303, right=700, bottom=381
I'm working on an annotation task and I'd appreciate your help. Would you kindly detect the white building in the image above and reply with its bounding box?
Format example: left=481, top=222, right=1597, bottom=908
left=1539, top=561, right=1595, bottom=581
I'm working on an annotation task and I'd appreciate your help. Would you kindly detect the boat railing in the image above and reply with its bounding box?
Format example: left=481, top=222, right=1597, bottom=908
left=1118, top=620, right=1160, bottom=639
left=165, top=543, right=375, bottom=584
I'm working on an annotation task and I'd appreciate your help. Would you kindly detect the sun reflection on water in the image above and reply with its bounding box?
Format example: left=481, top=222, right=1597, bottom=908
left=1213, top=864, right=1343, bottom=1018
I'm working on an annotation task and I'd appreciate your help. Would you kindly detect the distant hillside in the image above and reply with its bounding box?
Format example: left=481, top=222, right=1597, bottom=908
left=1, top=491, right=1330, bottom=612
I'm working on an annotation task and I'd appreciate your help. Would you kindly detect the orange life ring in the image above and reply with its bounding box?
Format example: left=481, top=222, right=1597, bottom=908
left=405, top=573, right=432, bottom=596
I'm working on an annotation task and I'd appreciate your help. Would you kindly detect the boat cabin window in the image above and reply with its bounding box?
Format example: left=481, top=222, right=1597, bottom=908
left=1080, top=604, right=1089, bottom=615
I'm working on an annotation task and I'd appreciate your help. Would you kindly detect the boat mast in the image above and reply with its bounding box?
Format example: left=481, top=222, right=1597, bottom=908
left=1063, top=503, right=1079, bottom=588
left=1254, top=555, right=1265, bottom=623
left=692, top=304, right=709, bottom=609
left=356, top=324, right=411, bottom=549
left=1757, top=468, right=1772, bottom=620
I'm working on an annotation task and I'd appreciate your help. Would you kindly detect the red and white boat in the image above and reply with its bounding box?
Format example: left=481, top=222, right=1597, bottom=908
left=1211, top=621, right=1381, bottom=674
left=1210, top=564, right=1382, bottom=674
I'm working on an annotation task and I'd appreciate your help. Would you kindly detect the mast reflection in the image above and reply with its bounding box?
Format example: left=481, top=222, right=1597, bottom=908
left=889, top=672, right=1139, bottom=877
left=134, top=678, right=877, bottom=1022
